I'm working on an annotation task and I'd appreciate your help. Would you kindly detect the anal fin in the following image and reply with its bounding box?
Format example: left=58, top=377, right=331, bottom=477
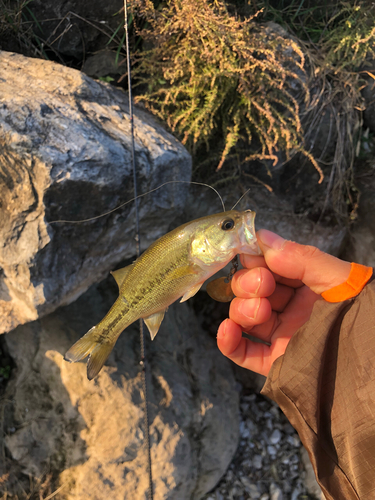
left=144, top=310, right=167, bottom=340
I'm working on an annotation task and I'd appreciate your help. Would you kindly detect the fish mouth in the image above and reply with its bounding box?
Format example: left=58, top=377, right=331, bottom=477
left=239, top=210, right=262, bottom=255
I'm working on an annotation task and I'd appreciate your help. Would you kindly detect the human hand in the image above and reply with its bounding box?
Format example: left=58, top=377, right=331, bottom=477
left=217, top=230, right=351, bottom=376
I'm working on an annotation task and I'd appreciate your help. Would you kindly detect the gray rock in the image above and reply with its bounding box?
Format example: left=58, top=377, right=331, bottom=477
left=0, top=51, right=191, bottom=334
left=286, top=435, right=301, bottom=448
left=82, top=50, right=125, bottom=79
left=267, top=445, right=277, bottom=457
left=2, top=273, right=239, bottom=499
left=270, top=429, right=282, bottom=445
left=253, top=454, right=263, bottom=470
left=291, top=487, right=301, bottom=500
left=240, top=478, right=261, bottom=499
left=270, top=483, right=283, bottom=500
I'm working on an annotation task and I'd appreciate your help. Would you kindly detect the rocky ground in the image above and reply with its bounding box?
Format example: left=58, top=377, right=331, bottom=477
left=202, top=389, right=324, bottom=500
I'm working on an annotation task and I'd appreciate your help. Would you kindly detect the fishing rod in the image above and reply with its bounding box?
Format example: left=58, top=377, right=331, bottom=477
left=123, top=1, right=154, bottom=498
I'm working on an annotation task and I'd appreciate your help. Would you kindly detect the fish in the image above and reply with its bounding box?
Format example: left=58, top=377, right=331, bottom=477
left=64, top=210, right=261, bottom=380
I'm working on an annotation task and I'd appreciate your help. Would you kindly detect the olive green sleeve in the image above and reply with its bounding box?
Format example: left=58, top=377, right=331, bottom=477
left=261, top=278, right=375, bottom=500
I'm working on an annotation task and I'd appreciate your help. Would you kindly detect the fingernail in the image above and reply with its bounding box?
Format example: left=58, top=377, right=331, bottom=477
left=258, top=229, right=286, bottom=250
left=217, top=319, right=228, bottom=339
left=238, top=268, right=262, bottom=294
left=238, top=298, right=260, bottom=320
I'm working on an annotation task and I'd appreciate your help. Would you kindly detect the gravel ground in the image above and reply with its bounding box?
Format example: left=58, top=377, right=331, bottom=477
left=202, top=388, right=324, bottom=500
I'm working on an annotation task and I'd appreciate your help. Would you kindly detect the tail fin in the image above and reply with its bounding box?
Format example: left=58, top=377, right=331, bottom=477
left=64, top=326, right=117, bottom=380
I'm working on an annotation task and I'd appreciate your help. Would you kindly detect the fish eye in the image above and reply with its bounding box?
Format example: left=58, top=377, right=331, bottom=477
left=221, top=218, right=235, bottom=231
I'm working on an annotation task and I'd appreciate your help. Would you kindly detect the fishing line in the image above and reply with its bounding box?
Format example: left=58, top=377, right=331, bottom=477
left=48, top=180, right=225, bottom=225
left=124, top=2, right=153, bottom=499
left=230, top=188, right=252, bottom=210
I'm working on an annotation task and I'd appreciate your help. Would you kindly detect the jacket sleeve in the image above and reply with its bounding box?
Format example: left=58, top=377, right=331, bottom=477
left=261, top=278, right=375, bottom=500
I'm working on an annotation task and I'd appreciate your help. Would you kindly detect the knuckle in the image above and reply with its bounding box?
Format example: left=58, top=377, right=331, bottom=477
left=292, top=242, right=323, bottom=261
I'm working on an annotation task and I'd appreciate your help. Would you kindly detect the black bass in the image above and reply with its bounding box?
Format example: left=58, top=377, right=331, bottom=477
left=64, top=210, right=261, bottom=379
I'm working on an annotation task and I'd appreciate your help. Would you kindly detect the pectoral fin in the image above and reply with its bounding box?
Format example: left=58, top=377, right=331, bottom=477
left=180, top=283, right=203, bottom=303
left=144, top=310, right=167, bottom=340
left=111, top=264, right=134, bottom=289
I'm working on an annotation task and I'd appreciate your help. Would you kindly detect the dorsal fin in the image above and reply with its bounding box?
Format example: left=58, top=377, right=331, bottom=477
left=110, top=264, right=134, bottom=289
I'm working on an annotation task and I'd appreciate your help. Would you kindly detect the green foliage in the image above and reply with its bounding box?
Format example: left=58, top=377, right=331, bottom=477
left=0, top=0, right=29, bottom=39
left=321, top=3, right=375, bottom=71
left=130, top=0, right=322, bottom=177
left=0, top=364, right=10, bottom=379
left=99, top=75, right=116, bottom=83
left=258, top=1, right=375, bottom=76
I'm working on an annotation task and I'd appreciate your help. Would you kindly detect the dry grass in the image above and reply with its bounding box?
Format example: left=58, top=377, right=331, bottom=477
left=301, top=60, right=364, bottom=221
left=0, top=471, right=65, bottom=500
left=0, top=0, right=45, bottom=57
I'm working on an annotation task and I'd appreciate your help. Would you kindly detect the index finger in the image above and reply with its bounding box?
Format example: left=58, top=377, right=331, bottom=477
left=240, top=254, right=304, bottom=289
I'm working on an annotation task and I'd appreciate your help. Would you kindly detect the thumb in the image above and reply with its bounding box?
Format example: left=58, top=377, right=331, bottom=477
left=256, top=229, right=351, bottom=294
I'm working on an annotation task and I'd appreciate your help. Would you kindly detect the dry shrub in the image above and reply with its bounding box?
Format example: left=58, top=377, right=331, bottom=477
left=300, top=1, right=375, bottom=219
left=0, top=0, right=44, bottom=56
left=302, top=64, right=364, bottom=221
left=126, top=0, right=375, bottom=221
left=129, top=0, right=322, bottom=179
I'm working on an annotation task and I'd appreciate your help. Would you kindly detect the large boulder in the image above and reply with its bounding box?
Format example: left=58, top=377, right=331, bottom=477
left=2, top=273, right=239, bottom=499
left=0, top=50, right=191, bottom=334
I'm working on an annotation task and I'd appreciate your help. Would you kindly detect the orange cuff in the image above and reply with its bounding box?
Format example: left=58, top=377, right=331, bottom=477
left=321, top=262, right=373, bottom=303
